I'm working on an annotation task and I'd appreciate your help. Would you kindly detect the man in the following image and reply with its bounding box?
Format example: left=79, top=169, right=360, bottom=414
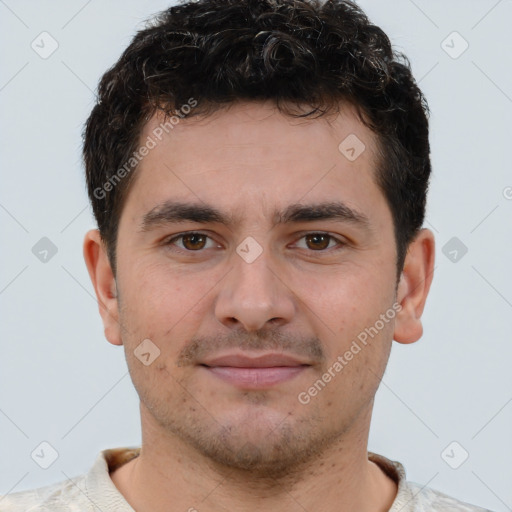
left=1, top=0, right=493, bottom=510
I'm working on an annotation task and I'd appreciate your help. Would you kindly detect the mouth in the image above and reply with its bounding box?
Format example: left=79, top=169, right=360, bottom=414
left=199, top=352, right=311, bottom=389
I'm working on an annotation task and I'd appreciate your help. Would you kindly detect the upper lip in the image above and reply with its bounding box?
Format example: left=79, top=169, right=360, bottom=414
left=200, top=352, right=310, bottom=368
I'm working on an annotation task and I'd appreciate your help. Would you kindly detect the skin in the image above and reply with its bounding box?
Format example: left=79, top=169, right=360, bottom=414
left=84, top=99, right=435, bottom=512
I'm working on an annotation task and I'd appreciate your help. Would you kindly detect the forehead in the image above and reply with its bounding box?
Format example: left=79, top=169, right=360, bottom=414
left=142, top=100, right=376, bottom=166
left=123, top=100, right=389, bottom=229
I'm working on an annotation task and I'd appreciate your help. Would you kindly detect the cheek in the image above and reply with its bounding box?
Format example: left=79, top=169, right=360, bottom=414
left=118, top=262, right=215, bottom=354
left=297, top=271, right=395, bottom=396
left=295, top=264, right=389, bottom=329
left=308, top=317, right=393, bottom=417
left=121, top=261, right=187, bottom=320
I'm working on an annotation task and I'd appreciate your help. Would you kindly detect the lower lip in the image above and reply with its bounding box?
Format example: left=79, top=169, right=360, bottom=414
left=203, top=366, right=308, bottom=388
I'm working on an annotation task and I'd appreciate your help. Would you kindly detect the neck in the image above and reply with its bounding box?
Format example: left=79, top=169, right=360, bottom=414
left=111, top=406, right=397, bottom=512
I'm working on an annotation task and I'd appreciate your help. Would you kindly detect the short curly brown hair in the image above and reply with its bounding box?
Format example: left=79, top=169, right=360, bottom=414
left=83, top=0, right=431, bottom=282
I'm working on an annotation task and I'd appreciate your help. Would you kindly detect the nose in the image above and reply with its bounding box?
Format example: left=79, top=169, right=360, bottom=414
left=214, top=248, right=296, bottom=332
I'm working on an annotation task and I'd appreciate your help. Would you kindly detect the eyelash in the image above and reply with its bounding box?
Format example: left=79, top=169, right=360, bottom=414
left=163, top=231, right=346, bottom=253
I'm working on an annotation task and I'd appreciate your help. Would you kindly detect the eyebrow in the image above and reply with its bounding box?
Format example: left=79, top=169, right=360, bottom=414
left=139, top=200, right=372, bottom=232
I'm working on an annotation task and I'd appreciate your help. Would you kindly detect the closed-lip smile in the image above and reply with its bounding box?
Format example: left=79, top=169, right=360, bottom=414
left=200, top=352, right=311, bottom=388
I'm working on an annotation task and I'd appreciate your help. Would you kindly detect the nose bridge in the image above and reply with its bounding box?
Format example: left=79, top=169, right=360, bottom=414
left=214, top=242, right=295, bottom=330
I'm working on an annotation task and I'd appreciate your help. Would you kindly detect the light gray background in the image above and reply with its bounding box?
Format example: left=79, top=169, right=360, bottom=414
left=1, top=0, right=511, bottom=510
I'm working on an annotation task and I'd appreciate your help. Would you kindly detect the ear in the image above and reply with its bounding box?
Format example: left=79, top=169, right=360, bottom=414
left=83, top=229, right=122, bottom=346
left=393, top=228, right=435, bottom=344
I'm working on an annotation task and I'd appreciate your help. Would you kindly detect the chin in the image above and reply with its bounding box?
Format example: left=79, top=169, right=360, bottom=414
left=176, top=404, right=335, bottom=479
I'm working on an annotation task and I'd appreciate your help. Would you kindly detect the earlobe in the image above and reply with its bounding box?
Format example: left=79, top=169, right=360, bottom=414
left=83, top=229, right=123, bottom=346
left=393, top=228, right=435, bottom=345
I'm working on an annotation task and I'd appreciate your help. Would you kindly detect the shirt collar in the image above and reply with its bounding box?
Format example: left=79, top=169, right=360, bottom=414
left=85, top=447, right=415, bottom=511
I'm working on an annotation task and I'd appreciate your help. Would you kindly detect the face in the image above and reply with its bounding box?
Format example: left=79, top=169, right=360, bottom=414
left=85, top=100, right=432, bottom=478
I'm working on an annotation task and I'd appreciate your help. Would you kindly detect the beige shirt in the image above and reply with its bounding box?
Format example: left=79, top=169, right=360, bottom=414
left=0, top=447, right=493, bottom=511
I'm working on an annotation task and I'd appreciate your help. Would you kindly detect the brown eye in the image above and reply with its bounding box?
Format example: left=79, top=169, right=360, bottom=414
left=181, top=233, right=208, bottom=250
left=165, top=232, right=219, bottom=253
left=304, top=233, right=332, bottom=250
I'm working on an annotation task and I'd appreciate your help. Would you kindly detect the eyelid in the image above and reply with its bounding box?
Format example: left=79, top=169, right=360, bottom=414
left=291, top=231, right=347, bottom=251
left=164, top=230, right=347, bottom=253
left=164, top=231, right=222, bottom=251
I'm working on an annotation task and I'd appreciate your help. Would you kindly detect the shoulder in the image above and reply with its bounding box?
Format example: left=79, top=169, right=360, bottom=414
left=0, top=447, right=139, bottom=512
left=405, top=481, right=494, bottom=512
left=0, top=474, right=91, bottom=512
left=368, top=451, right=493, bottom=512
